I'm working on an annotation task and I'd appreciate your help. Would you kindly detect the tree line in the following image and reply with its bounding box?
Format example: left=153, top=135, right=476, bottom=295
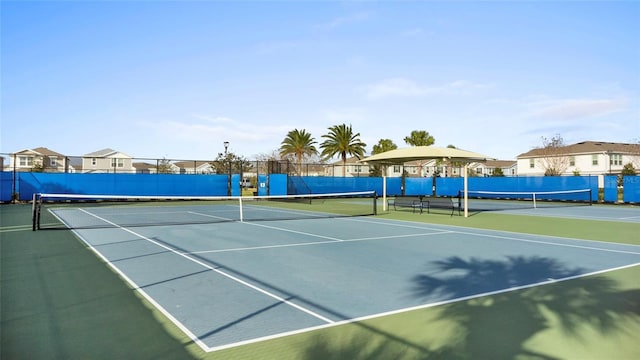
left=279, top=125, right=441, bottom=176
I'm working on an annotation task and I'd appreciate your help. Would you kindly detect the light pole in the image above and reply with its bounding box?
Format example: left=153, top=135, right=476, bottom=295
left=224, top=141, right=231, bottom=196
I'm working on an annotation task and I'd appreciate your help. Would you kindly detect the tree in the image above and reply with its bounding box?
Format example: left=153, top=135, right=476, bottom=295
left=537, top=134, right=570, bottom=176
left=492, top=167, right=505, bottom=177
left=404, top=130, right=435, bottom=147
left=31, top=161, right=44, bottom=172
left=210, top=151, right=252, bottom=174
left=157, top=158, right=174, bottom=174
left=443, top=144, right=463, bottom=177
left=372, top=138, right=398, bottom=155
left=617, top=163, right=636, bottom=187
left=621, top=163, right=636, bottom=176
left=320, top=124, right=367, bottom=177
left=404, top=130, right=436, bottom=176
left=279, top=129, right=318, bottom=175
left=369, top=139, right=398, bottom=176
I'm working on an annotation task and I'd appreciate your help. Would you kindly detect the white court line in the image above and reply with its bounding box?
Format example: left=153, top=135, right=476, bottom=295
left=457, top=230, right=640, bottom=255
left=506, top=211, right=640, bottom=222
left=46, top=208, right=212, bottom=351
left=240, top=221, right=344, bottom=241
left=620, top=215, right=640, bottom=220
left=190, top=210, right=452, bottom=245
left=75, top=209, right=336, bottom=337
left=347, top=217, right=640, bottom=255
left=190, top=231, right=452, bottom=255
left=208, top=261, right=640, bottom=352
left=189, top=212, right=638, bottom=255
left=58, top=208, right=640, bottom=353
left=188, top=210, right=235, bottom=221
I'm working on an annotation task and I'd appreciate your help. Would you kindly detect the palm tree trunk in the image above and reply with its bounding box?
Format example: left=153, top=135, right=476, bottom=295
left=342, top=153, right=347, bottom=177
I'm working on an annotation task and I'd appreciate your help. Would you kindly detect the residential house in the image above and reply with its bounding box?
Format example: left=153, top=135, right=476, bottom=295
left=323, top=157, right=467, bottom=178
left=517, top=141, right=640, bottom=176
left=132, top=162, right=157, bottom=174
left=324, top=157, right=371, bottom=177
left=469, top=160, right=518, bottom=177
left=82, top=148, right=135, bottom=173
left=294, top=163, right=326, bottom=176
left=358, top=158, right=518, bottom=178
left=173, top=161, right=214, bottom=174
left=7, top=147, right=71, bottom=172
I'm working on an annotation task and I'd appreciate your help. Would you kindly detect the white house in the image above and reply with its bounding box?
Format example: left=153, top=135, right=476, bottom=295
left=132, top=162, right=158, bottom=174
left=7, top=147, right=72, bottom=172
left=325, top=157, right=518, bottom=178
left=324, top=157, right=371, bottom=177
left=82, top=148, right=135, bottom=173
left=173, top=161, right=214, bottom=174
left=469, top=160, right=518, bottom=177
left=517, top=141, right=640, bottom=176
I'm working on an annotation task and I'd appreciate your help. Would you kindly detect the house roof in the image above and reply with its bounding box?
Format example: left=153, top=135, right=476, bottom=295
left=12, top=147, right=65, bottom=157
left=517, top=141, right=640, bottom=158
left=32, top=147, right=66, bottom=157
left=67, top=156, right=83, bottom=167
left=84, top=148, right=118, bottom=157
left=132, top=162, right=156, bottom=170
left=484, top=160, right=517, bottom=167
left=328, top=157, right=362, bottom=165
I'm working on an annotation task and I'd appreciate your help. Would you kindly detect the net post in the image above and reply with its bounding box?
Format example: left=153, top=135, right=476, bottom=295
left=589, top=189, right=593, bottom=205
left=238, top=196, right=244, bottom=222
left=32, top=193, right=37, bottom=231
left=533, top=193, right=537, bottom=209
left=32, top=193, right=41, bottom=231
left=373, top=192, right=378, bottom=215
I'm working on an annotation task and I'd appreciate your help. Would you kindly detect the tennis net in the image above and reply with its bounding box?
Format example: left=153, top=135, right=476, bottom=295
left=32, top=191, right=378, bottom=230
left=458, top=189, right=593, bottom=212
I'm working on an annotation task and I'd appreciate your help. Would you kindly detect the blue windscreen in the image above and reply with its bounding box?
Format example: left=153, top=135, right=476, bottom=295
left=623, top=176, right=640, bottom=203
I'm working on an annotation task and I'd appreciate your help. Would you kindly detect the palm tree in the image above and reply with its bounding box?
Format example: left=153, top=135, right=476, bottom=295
left=279, top=129, right=318, bottom=175
left=404, top=130, right=435, bottom=176
left=404, top=130, right=435, bottom=146
left=320, top=124, right=367, bottom=177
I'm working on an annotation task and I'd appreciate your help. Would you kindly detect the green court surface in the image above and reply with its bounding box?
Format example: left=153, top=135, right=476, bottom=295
left=2, top=202, right=639, bottom=359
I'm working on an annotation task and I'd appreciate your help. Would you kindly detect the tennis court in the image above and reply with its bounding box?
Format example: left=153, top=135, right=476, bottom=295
left=36, top=196, right=640, bottom=354
left=464, top=197, right=640, bottom=223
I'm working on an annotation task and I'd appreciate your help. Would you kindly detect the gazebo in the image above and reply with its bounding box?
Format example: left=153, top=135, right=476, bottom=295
left=360, top=146, right=493, bottom=217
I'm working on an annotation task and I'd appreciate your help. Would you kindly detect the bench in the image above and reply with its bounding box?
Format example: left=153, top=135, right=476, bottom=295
left=422, top=197, right=460, bottom=216
left=387, top=196, right=424, bottom=213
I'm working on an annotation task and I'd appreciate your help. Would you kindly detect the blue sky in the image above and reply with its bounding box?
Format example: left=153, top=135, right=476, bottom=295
left=2, top=1, right=638, bottom=162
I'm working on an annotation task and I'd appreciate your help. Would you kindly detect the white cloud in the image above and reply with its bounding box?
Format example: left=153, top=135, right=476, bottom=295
left=324, top=107, right=366, bottom=123
left=528, top=98, right=628, bottom=120
left=363, top=78, right=492, bottom=99
left=189, top=114, right=235, bottom=124
left=364, top=78, right=427, bottom=98
left=137, top=115, right=292, bottom=158
left=315, top=12, right=370, bottom=32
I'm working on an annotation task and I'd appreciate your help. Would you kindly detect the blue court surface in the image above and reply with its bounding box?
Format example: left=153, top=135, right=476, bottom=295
left=50, top=204, right=640, bottom=353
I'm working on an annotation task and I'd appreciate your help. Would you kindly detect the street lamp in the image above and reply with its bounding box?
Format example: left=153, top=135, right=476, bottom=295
left=224, top=141, right=231, bottom=195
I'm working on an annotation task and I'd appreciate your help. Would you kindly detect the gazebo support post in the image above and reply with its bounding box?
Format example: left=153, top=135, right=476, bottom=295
left=464, top=163, right=469, bottom=218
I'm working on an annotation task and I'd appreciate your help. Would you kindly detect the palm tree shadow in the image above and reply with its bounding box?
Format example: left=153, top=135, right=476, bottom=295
left=411, top=256, right=640, bottom=359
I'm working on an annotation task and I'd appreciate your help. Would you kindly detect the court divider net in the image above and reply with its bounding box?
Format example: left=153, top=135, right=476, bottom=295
left=457, top=188, right=592, bottom=212
left=32, top=191, right=377, bottom=230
